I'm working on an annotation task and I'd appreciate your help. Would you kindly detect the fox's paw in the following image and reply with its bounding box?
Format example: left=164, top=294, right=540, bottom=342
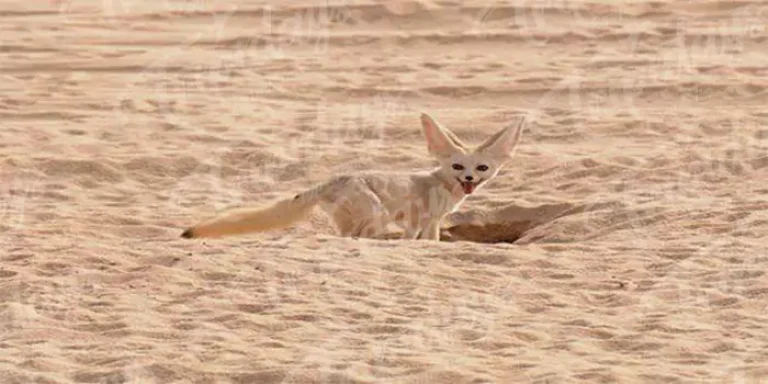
left=180, top=228, right=195, bottom=239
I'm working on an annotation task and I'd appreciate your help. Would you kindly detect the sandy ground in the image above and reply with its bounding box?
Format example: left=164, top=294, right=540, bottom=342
left=1, top=0, right=768, bottom=383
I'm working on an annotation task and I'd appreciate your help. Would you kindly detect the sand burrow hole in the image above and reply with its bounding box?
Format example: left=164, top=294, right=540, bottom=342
left=438, top=201, right=617, bottom=245
left=304, top=201, right=619, bottom=245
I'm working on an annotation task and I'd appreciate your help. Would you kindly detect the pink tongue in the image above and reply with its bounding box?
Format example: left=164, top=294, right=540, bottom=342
left=462, top=182, right=475, bottom=194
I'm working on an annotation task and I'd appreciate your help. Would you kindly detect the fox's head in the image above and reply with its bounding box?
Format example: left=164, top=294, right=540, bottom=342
left=420, top=112, right=525, bottom=195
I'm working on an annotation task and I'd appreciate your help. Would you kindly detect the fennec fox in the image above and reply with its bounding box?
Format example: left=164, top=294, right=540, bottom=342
left=181, top=113, right=526, bottom=241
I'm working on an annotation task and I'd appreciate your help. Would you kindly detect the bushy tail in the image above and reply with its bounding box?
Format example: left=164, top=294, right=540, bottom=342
left=181, top=194, right=318, bottom=239
left=181, top=176, right=353, bottom=239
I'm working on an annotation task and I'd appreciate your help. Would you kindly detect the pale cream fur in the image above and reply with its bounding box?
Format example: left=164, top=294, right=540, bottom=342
left=181, top=113, right=526, bottom=241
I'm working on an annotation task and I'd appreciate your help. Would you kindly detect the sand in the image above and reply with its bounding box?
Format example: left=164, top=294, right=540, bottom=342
left=1, top=0, right=767, bottom=383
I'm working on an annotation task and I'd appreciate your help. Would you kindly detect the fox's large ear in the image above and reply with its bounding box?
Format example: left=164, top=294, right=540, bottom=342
left=475, top=116, right=526, bottom=160
left=420, top=113, right=465, bottom=157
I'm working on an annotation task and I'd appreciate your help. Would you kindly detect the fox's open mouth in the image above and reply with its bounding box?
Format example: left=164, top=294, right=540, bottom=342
left=457, top=178, right=482, bottom=194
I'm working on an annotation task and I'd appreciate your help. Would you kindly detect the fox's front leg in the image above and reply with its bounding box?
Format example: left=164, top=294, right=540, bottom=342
left=403, top=227, right=421, bottom=239
left=417, top=220, right=441, bottom=241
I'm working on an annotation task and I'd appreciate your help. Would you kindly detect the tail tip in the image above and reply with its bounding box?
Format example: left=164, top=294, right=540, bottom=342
left=181, top=228, right=195, bottom=239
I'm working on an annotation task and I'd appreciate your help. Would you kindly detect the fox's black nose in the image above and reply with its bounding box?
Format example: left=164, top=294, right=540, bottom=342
left=464, top=175, right=474, bottom=181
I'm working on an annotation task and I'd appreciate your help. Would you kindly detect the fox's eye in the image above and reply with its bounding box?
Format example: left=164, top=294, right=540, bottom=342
left=476, top=164, right=489, bottom=172
left=452, top=163, right=465, bottom=171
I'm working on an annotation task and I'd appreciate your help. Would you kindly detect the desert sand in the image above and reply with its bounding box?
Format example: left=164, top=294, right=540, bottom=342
left=1, top=0, right=767, bottom=383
